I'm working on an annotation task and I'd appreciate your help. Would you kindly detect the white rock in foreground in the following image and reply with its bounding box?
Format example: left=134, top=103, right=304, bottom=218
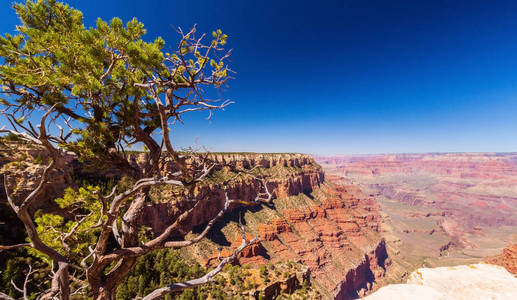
left=364, top=263, right=517, bottom=300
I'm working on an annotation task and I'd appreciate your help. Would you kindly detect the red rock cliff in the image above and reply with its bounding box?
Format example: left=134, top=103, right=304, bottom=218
left=251, top=183, right=388, bottom=299
left=2, top=148, right=389, bottom=299
left=485, top=243, right=517, bottom=276
left=138, top=153, right=325, bottom=234
left=161, top=155, right=391, bottom=299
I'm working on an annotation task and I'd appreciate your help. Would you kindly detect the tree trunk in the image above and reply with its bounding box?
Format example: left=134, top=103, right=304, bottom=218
left=89, top=192, right=147, bottom=300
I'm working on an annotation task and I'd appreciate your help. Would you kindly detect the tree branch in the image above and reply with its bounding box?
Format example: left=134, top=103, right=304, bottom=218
left=94, top=177, right=184, bottom=255
left=99, top=190, right=236, bottom=263
left=0, top=243, right=33, bottom=251
left=142, top=234, right=258, bottom=300
left=0, top=293, right=15, bottom=300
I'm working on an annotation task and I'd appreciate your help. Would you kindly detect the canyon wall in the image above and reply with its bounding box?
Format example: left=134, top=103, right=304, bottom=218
left=1, top=147, right=391, bottom=299
left=333, top=240, right=389, bottom=299
left=137, top=153, right=325, bottom=233
left=316, top=153, right=517, bottom=284
left=0, top=144, right=75, bottom=215
left=156, top=154, right=392, bottom=299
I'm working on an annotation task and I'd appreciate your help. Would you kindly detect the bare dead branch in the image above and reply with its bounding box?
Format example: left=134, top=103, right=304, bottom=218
left=2, top=106, right=71, bottom=300
left=1, top=20, right=238, bottom=299
left=0, top=243, right=33, bottom=251
left=142, top=235, right=258, bottom=300
left=94, top=177, right=185, bottom=255
left=99, top=190, right=235, bottom=263
left=112, top=219, right=123, bottom=247
left=3, top=174, right=19, bottom=213
left=0, top=292, right=15, bottom=300
left=10, top=264, right=37, bottom=300
left=0, top=128, right=42, bottom=145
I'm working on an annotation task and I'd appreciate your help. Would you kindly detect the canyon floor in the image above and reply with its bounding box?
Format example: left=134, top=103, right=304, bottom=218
left=315, top=153, right=517, bottom=284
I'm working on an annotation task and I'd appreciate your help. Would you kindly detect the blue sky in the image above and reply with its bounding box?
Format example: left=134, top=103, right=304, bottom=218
left=2, top=0, right=517, bottom=155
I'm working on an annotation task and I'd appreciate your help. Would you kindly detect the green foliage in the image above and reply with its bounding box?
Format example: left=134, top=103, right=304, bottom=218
left=116, top=249, right=228, bottom=300
left=258, top=291, right=265, bottom=300
left=0, top=199, right=48, bottom=298
left=0, top=254, right=46, bottom=299
left=300, top=279, right=309, bottom=294
left=33, top=154, right=43, bottom=164
left=227, top=264, right=248, bottom=289
left=259, top=265, right=268, bottom=277
left=0, top=0, right=236, bottom=297
left=29, top=186, right=103, bottom=264
left=0, top=0, right=233, bottom=169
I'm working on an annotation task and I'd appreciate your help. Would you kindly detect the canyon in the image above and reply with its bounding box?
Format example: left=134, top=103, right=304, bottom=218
left=6, top=146, right=517, bottom=299
left=141, top=153, right=393, bottom=299
left=315, top=153, right=517, bottom=281
left=138, top=152, right=517, bottom=299
left=0, top=148, right=393, bottom=299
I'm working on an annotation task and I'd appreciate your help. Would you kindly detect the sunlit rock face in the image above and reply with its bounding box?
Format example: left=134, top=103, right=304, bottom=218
left=364, top=263, right=517, bottom=300
left=486, top=243, right=517, bottom=276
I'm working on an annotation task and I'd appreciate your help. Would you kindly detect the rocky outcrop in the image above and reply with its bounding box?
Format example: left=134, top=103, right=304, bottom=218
left=334, top=240, right=389, bottom=299
left=207, top=153, right=317, bottom=169
left=250, top=265, right=311, bottom=299
left=485, top=244, right=517, bottom=276
left=365, top=264, right=517, bottom=300
left=2, top=148, right=389, bottom=299
left=137, top=154, right=324, bottom=234
left=193, top=168, right=390, bottom=299
left=0, top=143, right=75, bottom=213
left=204, top=232, right=268, bottom=266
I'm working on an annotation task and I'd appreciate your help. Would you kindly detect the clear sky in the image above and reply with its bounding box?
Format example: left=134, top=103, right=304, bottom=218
left=2, top=0, right=517, bottom=155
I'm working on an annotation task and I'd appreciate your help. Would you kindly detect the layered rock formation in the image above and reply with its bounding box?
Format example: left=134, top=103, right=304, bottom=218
left=365, top=263, right=517, bottom=300
left=138, top=153, right=325, bottom=234
left=169, top=155, right=391, bottom=299
left=314, top=153, right=517, bottom=180
left=0, top=142, right=75, bottom=213
left=486, top=243, right=517, bottom=276
left=1, top=147, right=390, bottom=299
left=316, top=153, right=517, bottom=291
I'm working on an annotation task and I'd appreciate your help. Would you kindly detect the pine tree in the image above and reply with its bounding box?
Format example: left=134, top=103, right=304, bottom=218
left=0, top=1, right=266, bottom=299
